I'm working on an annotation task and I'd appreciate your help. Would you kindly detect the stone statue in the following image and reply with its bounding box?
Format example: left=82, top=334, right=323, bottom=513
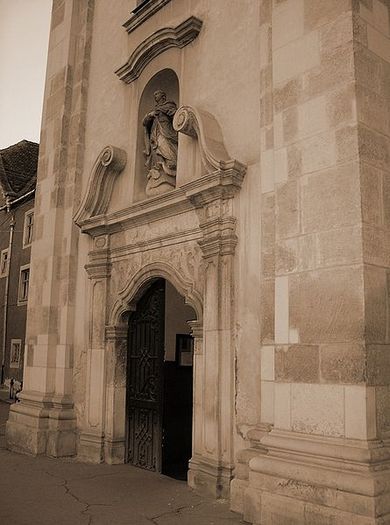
left=143, top=90, right=178, bottom=196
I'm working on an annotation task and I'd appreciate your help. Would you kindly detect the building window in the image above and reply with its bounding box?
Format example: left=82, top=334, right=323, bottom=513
left=23, top=210, right=34, bottom=248
left=10, top=339, right=22, bottom=368
left=0, top=249, right=9, bottom=277
left=18, top=265, right=30, bottom=304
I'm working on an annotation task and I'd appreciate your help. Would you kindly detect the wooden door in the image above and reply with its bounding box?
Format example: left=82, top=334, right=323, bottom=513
left=126, top=279, right=165, bottom=471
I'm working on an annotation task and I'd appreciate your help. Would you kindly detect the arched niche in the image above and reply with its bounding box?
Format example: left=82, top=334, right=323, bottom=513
left=134, top=68, right=179, bottom=202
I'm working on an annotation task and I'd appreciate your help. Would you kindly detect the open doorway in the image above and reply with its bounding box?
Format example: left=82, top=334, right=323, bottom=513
left=126, top=278, right=196, bottom=481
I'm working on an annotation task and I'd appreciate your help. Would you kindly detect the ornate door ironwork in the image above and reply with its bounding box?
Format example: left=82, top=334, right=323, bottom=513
left=126, top=279, right=165, bottom=471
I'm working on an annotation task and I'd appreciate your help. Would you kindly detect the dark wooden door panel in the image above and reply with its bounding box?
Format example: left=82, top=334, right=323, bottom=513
left=127, top=280, right=165, bottom=472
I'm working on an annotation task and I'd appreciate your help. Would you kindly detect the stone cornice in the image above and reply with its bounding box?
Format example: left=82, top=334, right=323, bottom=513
left=115, top=17, right=202, bottom=84
left=78, top=185, right=191, bottom=236
left=84, top=261, right=112, bottom=280
left=123, top=0, right=172, bottom=34
left=110, top=227, right=202, bottom=261
left=76, top=169, right=244, bottom=237
left=74, top=145, right=127, bottom=227
left=259, top=429, right=390, bottom=466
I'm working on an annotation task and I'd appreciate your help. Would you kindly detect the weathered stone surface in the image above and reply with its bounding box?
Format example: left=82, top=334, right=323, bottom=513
left=275, top=180, right=299, bottom=238
left=273, top=31, right=320, bottom=85
left=320, top=343, right=366, bottom=383
left=291, top=383, right=345, bottom=436
left=275, top=345, right=320, bottom=383
left=361, top=162, right=383, bottom=226
left=289, top=267, right=364, bottom=344
left=261, top=492, right=305, bottom=524
left=367, top=345, right=390, bottom=385
left=287, top=143, right=302, bottom=178
left=304, top=0, right=351, bottom=30
left=364, top=265, right=388, bottom=344
left=316, top=226, right=362, bottom=267
left=383, top=174, right=390, bottom=230
left=320, top=11, right=354, bottom=52
left=261, top=279, right=275, bottom=344
left=359, top=124, right=390, bottom=170
left=273, top=77, right=301, bottom=113
left=304, top=42, right=355, bottom=98
left=302, top=130, right=336, bottom=173
left=362, top=224, right=390, bottom=266
left=300, top=163, right=361, bottom=233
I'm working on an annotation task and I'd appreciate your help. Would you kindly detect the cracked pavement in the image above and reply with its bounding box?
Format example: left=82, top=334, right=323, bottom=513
left=0, top=402, right=246, bottom=525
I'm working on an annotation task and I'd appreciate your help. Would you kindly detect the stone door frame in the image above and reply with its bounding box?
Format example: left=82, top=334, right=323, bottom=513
left=74, top=106, right=246, bottom=497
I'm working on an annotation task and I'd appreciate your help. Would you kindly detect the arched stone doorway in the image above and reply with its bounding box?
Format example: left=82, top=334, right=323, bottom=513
left=74, top=105, right=246, bottom=498
left=126, top=278, right=196, bottom=480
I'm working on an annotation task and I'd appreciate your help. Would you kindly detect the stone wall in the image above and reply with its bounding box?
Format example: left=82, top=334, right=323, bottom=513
left=6, top=0, right=95, bottom=457
left=243, top=1, right=390, bottom=523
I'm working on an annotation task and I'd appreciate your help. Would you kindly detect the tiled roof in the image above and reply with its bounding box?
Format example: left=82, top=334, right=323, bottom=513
left=0, top=140, right=38, bottom=202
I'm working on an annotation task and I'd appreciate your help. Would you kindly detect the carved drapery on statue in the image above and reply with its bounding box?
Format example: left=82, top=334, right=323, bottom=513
left=143, top=90, right=178, bottom=196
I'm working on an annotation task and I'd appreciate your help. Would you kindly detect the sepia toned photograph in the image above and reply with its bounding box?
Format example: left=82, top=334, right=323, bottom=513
left=0, top=0, right=389, bottom=523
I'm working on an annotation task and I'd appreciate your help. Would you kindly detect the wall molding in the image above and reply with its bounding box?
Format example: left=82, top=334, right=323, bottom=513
left=115, top=16, right=202, bottom=84
left=123, top=0, right=172, bottom=34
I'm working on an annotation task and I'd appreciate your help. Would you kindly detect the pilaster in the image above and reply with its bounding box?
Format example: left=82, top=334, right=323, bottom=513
left=103, top=323, right=128, bottom=464
left=186, top=183, right=240, bottom=498
left=78, top=235, right=111, bottom=462
left=6, top=0, right=94, bottom=457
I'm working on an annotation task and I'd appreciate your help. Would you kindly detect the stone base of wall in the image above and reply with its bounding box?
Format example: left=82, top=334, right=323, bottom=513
left=230, top=446, right=268, bottom=515
left=188, top=454, right=233, bottom=499
left=104, top=438, right=126, bottom=465
left=244, top=430, right=390, bottom=524
left=77, top=431, right=105, bottom=463
left=6, top=394, right=77, bottom=457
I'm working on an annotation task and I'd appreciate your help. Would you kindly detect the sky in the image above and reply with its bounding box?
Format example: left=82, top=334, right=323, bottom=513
left=0, top=0, right=52, bottom=149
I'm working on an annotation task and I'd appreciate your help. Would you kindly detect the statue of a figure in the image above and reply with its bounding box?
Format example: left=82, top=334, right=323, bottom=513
left=143, top=90, right=178, bottom=196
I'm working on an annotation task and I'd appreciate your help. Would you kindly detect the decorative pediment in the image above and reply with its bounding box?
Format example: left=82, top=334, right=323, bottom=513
left=173, top=105, right=246, bottom=178
left=115, top=17, right=202, bottom=84
left=74, top=145, right=127, bottom=227
left=123, top=0, right=173, bottom=34
left=75, top=107, right=246, bottom=237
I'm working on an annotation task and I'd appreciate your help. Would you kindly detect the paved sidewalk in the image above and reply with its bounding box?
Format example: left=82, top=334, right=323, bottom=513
left=0, top=401, right=246, bottom=525
left=0, top=385, right=15, bottom=404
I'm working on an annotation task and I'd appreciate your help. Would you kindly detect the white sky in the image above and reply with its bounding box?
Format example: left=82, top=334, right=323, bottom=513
left=0, top=0, right=52, bottom=148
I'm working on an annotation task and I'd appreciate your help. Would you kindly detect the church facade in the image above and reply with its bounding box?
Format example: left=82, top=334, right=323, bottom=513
left=6, top=1, right=390, bottom=523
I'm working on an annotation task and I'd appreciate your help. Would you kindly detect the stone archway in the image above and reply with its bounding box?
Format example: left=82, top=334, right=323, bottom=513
left=75, top=105, right=246, bottom=498
left=103, top=262, right=203, bottom=471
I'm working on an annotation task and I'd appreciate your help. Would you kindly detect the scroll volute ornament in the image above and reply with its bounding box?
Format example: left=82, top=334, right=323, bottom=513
left=74, top=145, right=127, bottom=227
left=173, top=105, right=246, bottom=177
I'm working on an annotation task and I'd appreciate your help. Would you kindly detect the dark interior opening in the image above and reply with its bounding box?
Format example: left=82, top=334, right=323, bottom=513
left=162, top=333, right=193, bottom=480
left=126, top=278, right=195, bottom=481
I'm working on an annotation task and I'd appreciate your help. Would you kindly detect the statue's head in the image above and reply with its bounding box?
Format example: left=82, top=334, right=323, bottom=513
left=154, top=90, right=166, bottom=104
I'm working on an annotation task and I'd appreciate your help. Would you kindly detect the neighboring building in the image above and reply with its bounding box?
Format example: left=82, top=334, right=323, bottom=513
left=5, top=1, right=390, bottom=524
left=0, top=140, right=37, bottom=388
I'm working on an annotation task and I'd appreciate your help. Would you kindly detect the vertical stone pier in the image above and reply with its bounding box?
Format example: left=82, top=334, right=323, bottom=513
left=6, top=0, right=94, bottom=456
left=245, top=0, right=390, bottom=523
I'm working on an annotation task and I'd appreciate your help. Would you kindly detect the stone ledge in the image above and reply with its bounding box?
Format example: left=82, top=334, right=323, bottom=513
left=245, top=429, right=390, bottom=523
left=116, top=16, right=202, bottom=84
left=123, top=0, right=172, bottom=34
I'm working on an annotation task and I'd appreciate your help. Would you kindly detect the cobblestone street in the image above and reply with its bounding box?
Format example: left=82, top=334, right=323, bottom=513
left=0, top=401, right=245, bottom=525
